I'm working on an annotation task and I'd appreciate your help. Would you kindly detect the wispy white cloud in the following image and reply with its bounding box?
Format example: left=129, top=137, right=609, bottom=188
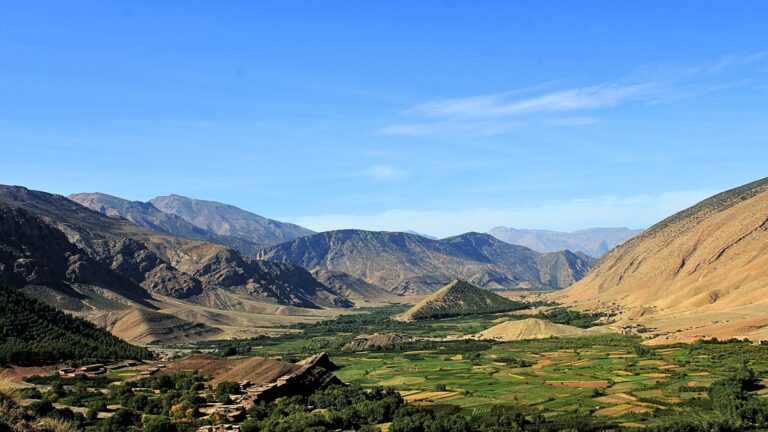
left=365, top=165, right=407, bottom=182
left=408, top=82, right=659, bottom=119
left=707, top=52, right=767, bottom=73
left=380, top=82, right=657, bottom=137
left=381, top=53, right=767, bottom=137
left=289, top=189, right=715, bottom=238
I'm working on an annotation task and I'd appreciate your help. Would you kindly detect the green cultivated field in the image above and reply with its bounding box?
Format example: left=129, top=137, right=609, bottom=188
left=17, top=305, right=768, bottom=431
left=186, top=306, right=768, bottom=430
left=333, top=336, right=768, bottom=420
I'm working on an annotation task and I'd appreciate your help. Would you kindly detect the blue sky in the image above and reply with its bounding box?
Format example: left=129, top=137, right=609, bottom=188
left=1, top=1, right=767, bottom=237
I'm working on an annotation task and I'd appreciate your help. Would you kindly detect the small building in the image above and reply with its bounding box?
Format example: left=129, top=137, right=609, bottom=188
left=196, top=425, right=241, bottom=432
left=79, top=364, right=105, bottom=372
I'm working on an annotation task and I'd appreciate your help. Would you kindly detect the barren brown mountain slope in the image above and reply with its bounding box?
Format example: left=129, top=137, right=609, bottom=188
left=554, top=177, right=768, bottom=343
left=94, top=309, right=224, bottom=345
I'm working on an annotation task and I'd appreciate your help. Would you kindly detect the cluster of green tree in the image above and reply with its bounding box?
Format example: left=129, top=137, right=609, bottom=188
left=642, top=365, right=768, bottom=432
left=490, top=355, right=533, bottom=368
left=532, top=307, right=608, bottom=328
left=686, top=339, right=768, bottom=363
left=0, top=389, right=92, bottom=432
left=470, top=404, right=624, bottom=431
left=708, top=365, right=768, bottom=427
left=22, top=371, right=212, bottom=431
left=294, top=305, right=413, bottom=334
left=238, top=385, right=474, bottom=432
left=212, top=341, right=254, bottom=357
left=106, top=372, right=208, bottom=418
left=0, top=285, right=150, bottom=366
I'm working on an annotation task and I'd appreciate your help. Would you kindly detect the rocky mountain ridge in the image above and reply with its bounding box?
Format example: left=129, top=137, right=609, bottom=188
left=69, top=192, right=265, bottom=256
left=258, top=229, right=597, bottom=294
left=0, top=185, right=349, bottom=311
left=150, top=194, right=314, bottom=246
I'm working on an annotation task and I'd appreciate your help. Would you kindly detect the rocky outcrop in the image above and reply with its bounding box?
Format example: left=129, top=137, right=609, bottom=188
left=297, top=352, right=339, bottom=371
left=238, top=353, right=342, bottom=406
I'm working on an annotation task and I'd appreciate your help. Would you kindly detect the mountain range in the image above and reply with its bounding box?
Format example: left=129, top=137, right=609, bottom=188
left=2, top=177, right=767, bottom=345
left=257, top=229, right=596, bottom=294
left=488, top=226, right=643, bottom=258
left=69, top=192, right=314, bottom=255
left=0, top=184, right=601, bottom=344
left=0, top=185, right=353, bottom=346
left=555, top=177, right=768, bottom=343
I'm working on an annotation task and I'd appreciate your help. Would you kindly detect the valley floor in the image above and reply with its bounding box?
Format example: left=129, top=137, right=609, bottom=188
left=8, top=305, right=768, bottom=431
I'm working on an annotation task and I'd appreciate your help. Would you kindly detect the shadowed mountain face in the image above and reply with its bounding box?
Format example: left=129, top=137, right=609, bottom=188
left=488, top=227, right=643, bottom=258
left=555, top=177, right=768, bottom=343
left=150, top=194, right=314, bottom=246
left=0, top=185, right=349, bottom=309
left=0, top=205, right=154, bottom=307
left=258, top=230, right=597, bottom=294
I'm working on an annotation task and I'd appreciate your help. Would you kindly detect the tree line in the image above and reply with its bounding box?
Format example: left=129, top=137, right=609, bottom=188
left=0, top=284, right=150, bottom=366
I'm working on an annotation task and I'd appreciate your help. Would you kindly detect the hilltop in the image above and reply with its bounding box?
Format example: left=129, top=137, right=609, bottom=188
left=394, top=279, right=527, bottom=321
left=258, top=230, right=596, bottom=294
left=555, top=177, right=768, bottom=343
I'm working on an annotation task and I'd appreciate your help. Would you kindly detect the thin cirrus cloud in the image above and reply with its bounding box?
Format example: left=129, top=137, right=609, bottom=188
left=407, top=82, right=659, bottom=119
left=380, top=53, right=767, bottom=137
left=379, top=82, right=660, bottom=137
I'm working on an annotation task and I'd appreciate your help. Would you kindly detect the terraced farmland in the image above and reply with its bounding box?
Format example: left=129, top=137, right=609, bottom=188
left=188, top=306, right=768, bottom=429
left=329, top=335, right=768, bottom=427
